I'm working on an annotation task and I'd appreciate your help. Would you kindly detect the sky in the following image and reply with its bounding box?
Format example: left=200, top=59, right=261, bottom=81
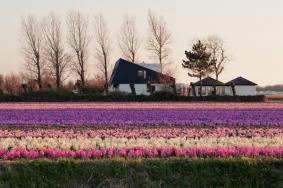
left=0, top=0, right=283, bottom=86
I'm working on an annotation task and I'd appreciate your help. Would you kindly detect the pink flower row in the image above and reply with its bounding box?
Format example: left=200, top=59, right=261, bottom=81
left=0, top=102, right=282, bottom=109
left=1, top=127, right=283, bottom=138
left=1, top=147, right=283, bottom=160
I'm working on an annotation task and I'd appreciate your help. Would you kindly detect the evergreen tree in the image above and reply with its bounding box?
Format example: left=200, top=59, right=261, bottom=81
left=182, top=40, right=215, bottom=96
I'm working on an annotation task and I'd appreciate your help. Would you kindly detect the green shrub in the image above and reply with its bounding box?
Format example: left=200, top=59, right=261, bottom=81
left=0, top=91, right=266, bottom=102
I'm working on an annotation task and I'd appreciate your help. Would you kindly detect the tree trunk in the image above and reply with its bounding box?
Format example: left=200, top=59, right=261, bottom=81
left=37, top=60, right=42, bottom=91
left=231, top=82, right=236, bottom=96
left=129, top=84, right=136, bottom=95
left=132, top=53, right=135, bottom=64
left=56, top=64, right=60, bottom=90
left=190, top=82, right=196, bottom=97
left=216, top=73, right=219, bottom=81
left=81, top=73, right=85, bottom=89
left=80, top=55, right=85, bottom=89
left=159, top=46, right=162, bottom=73
left=104, top=56, right=109, bottom=94
left=199, top=76, right=202, bottom=97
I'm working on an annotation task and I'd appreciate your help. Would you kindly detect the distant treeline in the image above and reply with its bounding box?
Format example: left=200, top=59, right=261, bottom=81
left=257, top=85, right=283, bottom=92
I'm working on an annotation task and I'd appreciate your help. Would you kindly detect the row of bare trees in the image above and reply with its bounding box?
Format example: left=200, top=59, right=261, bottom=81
left=20, top=10, right=172, bottom=93
left=21, top=11, right=90, bottom=91
left=14, top=10, right=230, bottom=96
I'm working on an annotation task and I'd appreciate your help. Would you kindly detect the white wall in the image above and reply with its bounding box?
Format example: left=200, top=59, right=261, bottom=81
left=109, top=83, right=174, bottom=95
left=225, top=86, right=256, bottom=96
left=110, top=84, right=150, bottom=95
left=235, top=86, right=256, bottom=96
left=134, top=84, right=150, bottom=95
left=153, top=84, right=172, bottom=92
left=225, top=86, right=233, bottom=96
left=193, top=86, right=225, bottom=96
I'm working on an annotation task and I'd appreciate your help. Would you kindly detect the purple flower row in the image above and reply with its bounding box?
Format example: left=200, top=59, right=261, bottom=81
left=1, top=127, right=283, bottom=138
left=1, top=147, right=283, bottom=160
left=0, top=108, right=282, bottom=126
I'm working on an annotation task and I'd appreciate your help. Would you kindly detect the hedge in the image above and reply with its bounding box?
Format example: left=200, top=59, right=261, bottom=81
left=0, top=92, right=266, bottom=102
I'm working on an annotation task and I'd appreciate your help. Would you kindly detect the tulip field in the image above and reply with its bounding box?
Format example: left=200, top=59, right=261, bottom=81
left=0, top=102, right=282, bottom=159
left=0, top=102, right=283, bottom=187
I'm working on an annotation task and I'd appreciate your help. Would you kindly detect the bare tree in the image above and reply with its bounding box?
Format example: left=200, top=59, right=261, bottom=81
left=66, top=10, right=90, bottom=89
left=21, top=15, right=44, bottom=90
left=42, top=12, right=70, bottom=90
left=205, top=35, right=230, bottom=80
left=147, top=11, right=171, bottom=73
left=118, top=15, right=140, bottom=63
left=3, top=73, right=21, bottom=95
left=94, top=14, right=111, bottom=94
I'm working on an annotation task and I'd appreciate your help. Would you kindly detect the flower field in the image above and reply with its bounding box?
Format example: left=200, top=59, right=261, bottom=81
left=0, top=102, right=282, bottom=160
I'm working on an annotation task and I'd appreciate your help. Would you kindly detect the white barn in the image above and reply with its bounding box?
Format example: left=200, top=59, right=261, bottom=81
left=108, top=59, right=175, bottom=95
left=225, top=77, right=257, bottom=96
left=191, top=77, right=226, bottom=96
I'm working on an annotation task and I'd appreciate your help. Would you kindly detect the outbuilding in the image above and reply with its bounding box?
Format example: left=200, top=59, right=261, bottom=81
left=191, top=76, right=257, bottom=96
left=191, top=77, right=226, bottom=96
left=225, top=76, right=257, bottom=96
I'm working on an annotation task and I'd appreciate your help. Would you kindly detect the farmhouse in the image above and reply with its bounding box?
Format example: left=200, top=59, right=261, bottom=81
left=108, top=59, right=175, bottom=95
left=191, top=76, right=257, bottom=96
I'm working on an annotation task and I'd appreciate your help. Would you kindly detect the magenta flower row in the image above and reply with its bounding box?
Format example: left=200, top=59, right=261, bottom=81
left=1, top=147, right=283, bottom=160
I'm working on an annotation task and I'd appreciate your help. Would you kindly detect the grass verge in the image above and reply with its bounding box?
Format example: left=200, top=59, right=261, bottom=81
left=0, top=158, right=282, bottom=188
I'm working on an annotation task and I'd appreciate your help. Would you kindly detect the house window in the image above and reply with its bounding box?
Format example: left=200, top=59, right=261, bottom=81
left=217, top=87, right=225, bottom=96
left=147, top=83, right=155, bottom=93
left=198, top=87, right=206, bottom=95
left=207, top=87, right=216, bottom=95
left=137, top=70, right=146, bottom=79
left=138, top=70, right=143, bottom=77
left=201, top=87, right=206, bottom=95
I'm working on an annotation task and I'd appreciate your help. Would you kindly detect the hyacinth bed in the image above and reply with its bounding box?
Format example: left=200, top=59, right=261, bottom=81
left=0, top=102, right=282, bottom=160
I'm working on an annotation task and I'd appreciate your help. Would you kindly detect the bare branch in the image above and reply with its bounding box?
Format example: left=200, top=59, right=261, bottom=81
left=42, top=12, right=71, bottom=90
left=66, top=10, right=90, bottom=88
left=94, top=14, right=111, bottom=93
left=205, top=35, right=230, bottom=80
left=118, top=15, right=141, bottom=64
left=21, top=15, right=44, bottom=90
left=147, top=10, right=171, bottom=73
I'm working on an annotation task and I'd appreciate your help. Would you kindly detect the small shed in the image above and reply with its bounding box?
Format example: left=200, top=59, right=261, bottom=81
left=192, top=77, right=226, bottom=96
left=225, top=76, right=257, bottom=96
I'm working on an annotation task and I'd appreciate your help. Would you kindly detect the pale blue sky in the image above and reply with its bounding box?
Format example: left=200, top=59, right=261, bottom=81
left=0, top=0, right=283, bottom=85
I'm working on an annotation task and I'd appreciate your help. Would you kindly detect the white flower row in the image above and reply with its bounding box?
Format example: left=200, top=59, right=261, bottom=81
left=0, top=136, right=282, bottom=150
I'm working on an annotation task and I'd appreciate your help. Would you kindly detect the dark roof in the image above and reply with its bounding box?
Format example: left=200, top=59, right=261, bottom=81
left=108, top=58, right=175, bottom=85
left=194, top=77, right=225, bottom=86
left=225, top=77, right=257, bottom=86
